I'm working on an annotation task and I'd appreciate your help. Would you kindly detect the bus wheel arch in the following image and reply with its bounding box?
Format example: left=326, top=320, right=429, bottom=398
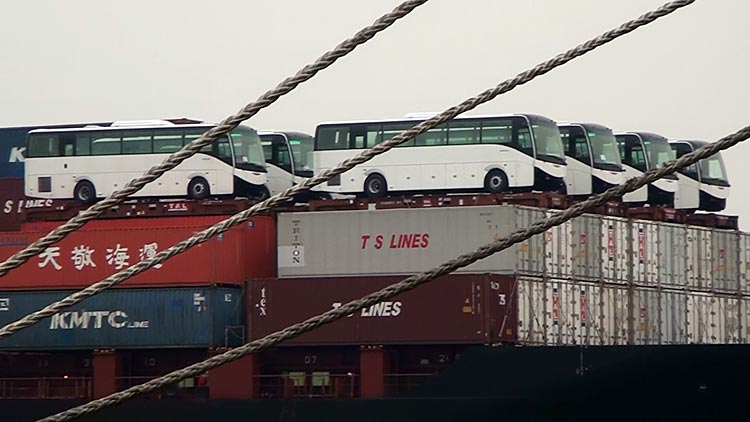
left=364, top=173, right=387, bottom=198
left=188, top=177, right=211, bottom=200
left=483, top=169, right=509, bottom=193
left=73, top=180, right=97, bottom=205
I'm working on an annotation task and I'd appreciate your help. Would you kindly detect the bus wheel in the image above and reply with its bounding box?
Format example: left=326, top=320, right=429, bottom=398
left=484, top=170, right=508, bottom=193
left=74, top=181, right=96, bottom=205
left=364, top=174, right=387, bottom=198
left=188, top=177, right=210, bottom=200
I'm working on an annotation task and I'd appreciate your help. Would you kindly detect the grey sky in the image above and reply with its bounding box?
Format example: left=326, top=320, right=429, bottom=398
left=1, top=1, right=748, bottom=227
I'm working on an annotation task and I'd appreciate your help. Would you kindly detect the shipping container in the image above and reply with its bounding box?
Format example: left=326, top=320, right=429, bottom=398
left=516, top=276, right=547, bottom=344
left=741, top=297, right=750, bottom=342
left=247, top=274, right=517, bottom=345
left=631, top=287, right=660, bottom=344
left=630, top=221, right=660, bottom=287
left=543, top=210, right=573, bottom=279
left=0, top=178, right=60, bottom=232
left=686, top=292, right=740, bottom=344
left=740, top=233, right=750, bottom=295
left=599, top=216, right=629, bottom=283
left=599, top=284, right=629, bottom=345
left=0, top=215, right=275, bottom=289
left=569, top=214, right=601, bottom=281
left=277, top=205, right=550, bottom=279
left=686, top=226, right=713, bottom=290
left=0, top=286, right=244, bottom=350
left=712, top=229, right=739, bottom=293
left=657, top=222, right=688, bottom=289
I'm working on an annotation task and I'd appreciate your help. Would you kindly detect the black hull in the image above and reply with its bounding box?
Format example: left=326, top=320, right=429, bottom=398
left=5, top=344, right=746, bottom=422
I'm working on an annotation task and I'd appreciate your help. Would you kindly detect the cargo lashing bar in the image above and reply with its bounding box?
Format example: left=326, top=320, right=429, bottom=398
left=28, top=1, right=712, bottom=420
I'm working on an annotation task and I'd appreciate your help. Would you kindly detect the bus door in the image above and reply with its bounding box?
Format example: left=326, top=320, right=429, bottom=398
left=262, top=135, right=295, bottom=196
left=562, top=127, right=593, bottom=196
left=671, top=142, right=700, bottom=210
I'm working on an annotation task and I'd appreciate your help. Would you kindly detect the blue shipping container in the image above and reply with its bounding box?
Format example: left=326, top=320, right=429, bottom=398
left=0, top=122, right=110, bottom=178
left=0, top=286, right=244, bottom=350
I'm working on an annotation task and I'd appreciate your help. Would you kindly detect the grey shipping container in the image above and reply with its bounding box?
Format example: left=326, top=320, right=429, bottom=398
left=277, top=205, right=548, bottom=278
left=686, top=226, right=713, bottom=290
left=712, top=229, right=740, bottom=293
left=686, top=292, right=740, bottom=344
left=740, top=233, right=750, bottom=295
left=0, top=286, right=244, bottom=350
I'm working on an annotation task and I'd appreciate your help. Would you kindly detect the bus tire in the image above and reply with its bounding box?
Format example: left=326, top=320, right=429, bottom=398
left=188, top=177, right=210, bottom=200
left=364, top=174, right=387, bottom=198
left=484, top=170, right=508, bottom=193
left=74, top=180, right=96, bottom=205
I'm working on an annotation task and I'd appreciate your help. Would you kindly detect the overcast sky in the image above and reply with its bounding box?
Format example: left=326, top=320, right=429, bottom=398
left=1, top=0, right=748, bottom=227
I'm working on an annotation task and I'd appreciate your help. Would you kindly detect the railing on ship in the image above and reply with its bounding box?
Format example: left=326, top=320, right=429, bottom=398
left=0, top=377, right=91, bottom=399
left=0, top=372, right=436, bottom=400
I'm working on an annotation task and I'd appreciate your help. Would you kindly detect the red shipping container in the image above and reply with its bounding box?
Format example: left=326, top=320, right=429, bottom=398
left=247, top=274, right=518, bottom=345
left=0, top=178, right=61, bottom=232
left=0, top=215, right=275, bottom=289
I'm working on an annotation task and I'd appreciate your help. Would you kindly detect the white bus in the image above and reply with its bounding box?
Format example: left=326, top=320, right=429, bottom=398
left=614, top=131, right=678, bottom=207
left=24, top=120, right=268, bottom=204
left=313, top=113, right=567, bottom=198
left=259, top=131, right=316, bottom=197
left=670, top=140, right=730, bottom=212
left=557, top=122, right=624, bottom=197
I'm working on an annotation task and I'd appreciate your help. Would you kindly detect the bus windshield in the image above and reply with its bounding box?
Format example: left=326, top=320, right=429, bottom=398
left=641, top=134, right=675, bottom=169
left=289, top=135, right=314, bottom=173
left=529, top=118, right=565, bottom=163
left=588, top=128, right=622, bottom=169
left=230, top=128, right=265, bottom=167
left=699, top=153, right=729, bottom=185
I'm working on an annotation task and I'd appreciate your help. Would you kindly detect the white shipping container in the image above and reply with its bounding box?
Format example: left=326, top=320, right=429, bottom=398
left=657, top=223, right=688, bottom=289
left=712, top=229, right=739, bottom=293
left=739, top=233, right=750, bottom=295
left=570, top=215, right=602, bottom=281
left=630, top=221, right=660, bottom=287
left=660, top=289, right=688, bottom=344
left=686, top=293, right=739, bottom=344
left=741, top=297, right=750, bottom=343
left=600, top=216, right=630, bottom=284
left=686, top=227, right=713, bottom=290
left=600, top=284, right=629, bottom=345
left=632, top=288, right=661, bottom=344
left=516, top=276, right=548, bottom=344
left=544, top=210, right=573, bottom=280
left=277, top=205, right=549, bottom=278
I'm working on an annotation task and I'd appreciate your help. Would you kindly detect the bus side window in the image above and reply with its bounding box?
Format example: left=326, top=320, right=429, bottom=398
left=382, top=123, right=415, bottom=147
left=27, top=134, right=60, bottom=157
left=481, top=120, right=513, bottom=145
left=316, top=126, right=349, bottom=150
left=415, top=125, right=447, bottom=146
left=448, top=121, right=479, bottom=145
left=514, top=119, right=534, bottom=155
left=76, top=134, right=91, bottom=156
left=617, top=135, right=647, bottom=172
left=274, top=140, right=293, bottom=172
left=153, top=130, right=183, bottom=153
left=91, top=132, right=122, bottom=155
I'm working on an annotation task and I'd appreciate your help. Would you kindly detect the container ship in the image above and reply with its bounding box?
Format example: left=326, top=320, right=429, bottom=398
left=0, top=119, right=747, bottom=421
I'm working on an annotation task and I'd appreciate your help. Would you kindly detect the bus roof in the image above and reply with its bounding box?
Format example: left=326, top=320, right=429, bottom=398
left=27, top=123, right=258, bottom=135
left=557, top=122, right=614, bottom=133
left=314, top=113, right=554, bottom=127
left=614, top=131, right=669, bottom=142
left=258, top=131, right=313, bottom=139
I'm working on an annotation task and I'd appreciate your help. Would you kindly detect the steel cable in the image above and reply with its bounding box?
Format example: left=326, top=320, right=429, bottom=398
left=28, top=1, right=705, bottom=420
left=0, top=0, right=429, bottom=278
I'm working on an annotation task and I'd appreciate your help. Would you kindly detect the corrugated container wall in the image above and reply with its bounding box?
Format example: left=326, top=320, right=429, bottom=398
left=276, top=206, right=547, bottom=278
left=740, top=233, right=750, bottom=295
left=712, top=229, right=739, bottom=293
left=0, top=286, right=244, bottom=350
left=516, top=276, right=547, bottom=344
left=686, top=293, right=740, bottom=344
left=658, top=222, right=688, bottom=289
left=600, top=216, right=630, bottom=283
left=247, top=274, right=517, bottom=345
left=569, top=214, right=601, bottom=281
left=686, top=226, right=713, bottom=290
left=0, top=215, right=275, bottom=289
